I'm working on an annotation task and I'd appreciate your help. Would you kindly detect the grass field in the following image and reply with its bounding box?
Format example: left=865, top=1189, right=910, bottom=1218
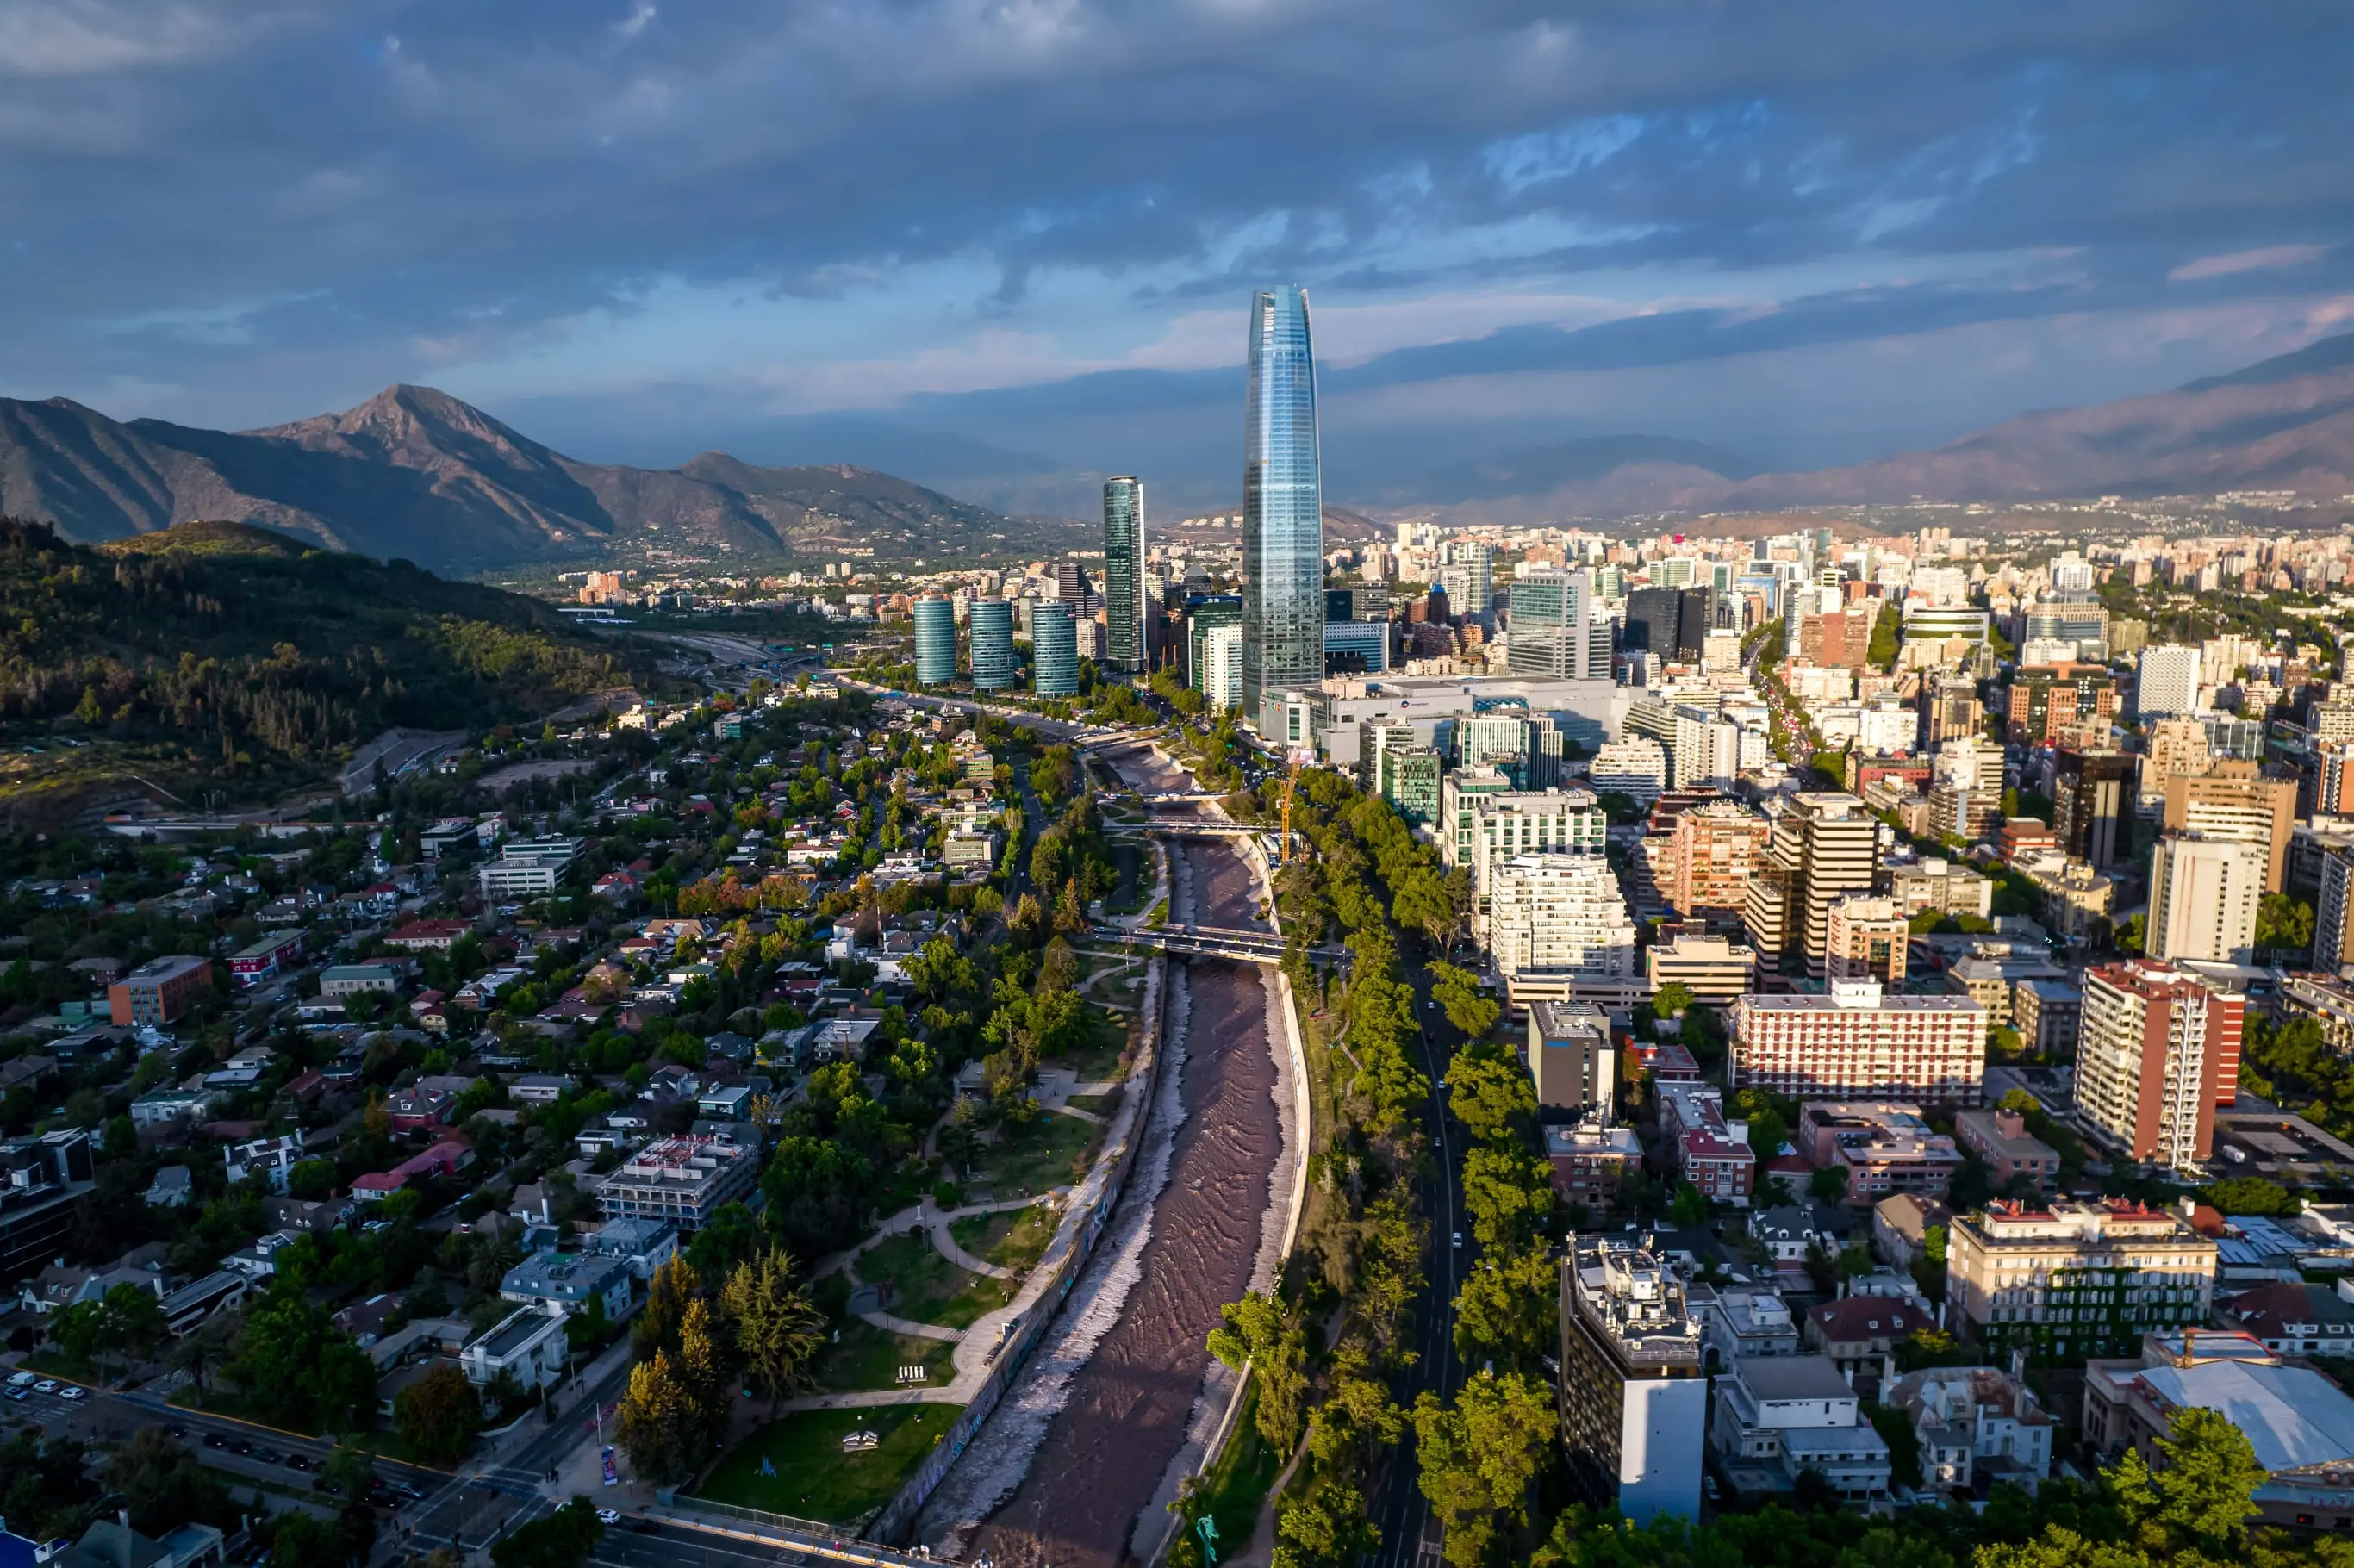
left=950, top=1204, right=1056, bottom=1276
left=856, top=1233, right=1008, bottom=1328
left=981, top=1105, right=1099, bottom=1195
left=810, top=1320, right=957, bottom=1394
left=695, top=1404, right=949, bottom=1524
left=1044, top=1002, right=1130, bottom=1082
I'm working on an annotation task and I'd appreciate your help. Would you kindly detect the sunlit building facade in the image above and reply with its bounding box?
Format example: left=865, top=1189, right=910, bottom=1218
left=1241, top=284, right=1324, bottom=719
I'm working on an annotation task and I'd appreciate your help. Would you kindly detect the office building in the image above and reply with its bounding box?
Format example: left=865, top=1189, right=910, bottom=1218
left=1823, top=893, right=1909, bottom=986
left=912, top=596, right=956, bottom=686
left=2164, top=769, right=2297, bottom=892
left=1527, top=999, right=1615, bottom=1111
left=1655, top=800, right=1771, bottom=921
left=1031, top=602, right=1079, bottom=696
left=2008, top=664, right=2118, bottom=744
left=1323, top=618, right=1389, bottom=675
left=1559, top=1236, right=1707, bottom=1524
left=2146, top=833, right=2265, bottom=965
left=1797, top=1103, right=1961, bottom=1206
left=1946, top=1199, right=2215, bottom=1360
left=108, top=955, right=211, bottom=1027
left=2074, top=961, right=2243, bottom=1171
left=1199, top=622, right=1245, bottom=712
left=1376, top=745, right=1443, bottom=827
left=968, top=599, right=1017, bottom=690
left=1624, top=586, right=1681, bottom=661
left=1508, top=568, right=1613, bottom=680
left=0, top=1129, right=96, bottom=1279
left=1588, top=737, right=1666, bottom=806
left=1183, top=594, right=1243, bottom=691
left=1241, top=285, right=1324, bottom=717
left=1790, top=793, right=1880, bottom=979
left=1487, top=854, right=1640, bottom=1008
left=1644, top=932, right=1758, bottom=1006
left=1102, top=476, right=1147, bottom=673
left=1733, top=981, right=1986, bottom=1104
left=476, top=836, right=583, bottom=899
left=596, top=1136, right=760, bottom=1231
left=2138, top=644, right=2202, bottom=719
left=1053, top=560, right=1088, bottom=604
left=1444, top=541, right=1494, bottom=631
left=2052, top=749, right=2134, bottom=869
left=1927, top=679, right=1983, bottom=744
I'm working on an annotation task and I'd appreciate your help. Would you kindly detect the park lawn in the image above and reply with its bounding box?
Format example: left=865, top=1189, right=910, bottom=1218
left=857, top=1234, right=1009, bottom=1328
left=810, top=1320, right=957, bottom=1394
left=1046, top=1002, right=1130, bottom=1082
left=696, top=1403, right=949, bottom=1526
left=984, top=1106, right=1099, bottom=1196
left=951, top=1204, right=1056, bottom=1276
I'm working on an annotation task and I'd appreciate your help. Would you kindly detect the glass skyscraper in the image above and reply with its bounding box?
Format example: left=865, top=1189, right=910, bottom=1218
left=1031, top=603, right=1079, bottom=696
left=1242, top=285, right=1324, bottom=721
left=912, top=596, right=956, bottom=685
left=968, top=600, right=1016, bottom=690
left=1102, top=476, right=1146, bottom=674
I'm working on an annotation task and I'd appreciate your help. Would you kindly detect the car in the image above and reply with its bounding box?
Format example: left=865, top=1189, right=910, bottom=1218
left=59, top=1387, right=84, bottom=1402
left=621, top=1518, right=661, bottom=1535
left=169, top=1426, right=185, bottom=1439
left=284, top=1454, right=313, bottom=1472
left=1703, top=1475, right=1722, bottom=1503
left=234, top=1440, right=255, bottom=1456
left=5, top=1372, right=32, bottom=1389
left=1451, top=1231, right=1463, bottom=1248
left=256, top=1447, right=281, bottom=1464
left=32, top=1380, right=56, bottom=1395
left=595, top=1510, right=620, bottom=1527
left=205, top=1434, right=229, bottom=1450
left=4, top=1389, right=27, bottom=1403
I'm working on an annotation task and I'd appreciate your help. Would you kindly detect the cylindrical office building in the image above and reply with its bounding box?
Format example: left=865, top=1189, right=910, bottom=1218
left=968, top=600, right=1016, bottom=690
left=912, top=596, right=956, bottom=685
left=1031, top=602, right=1079, bottom=697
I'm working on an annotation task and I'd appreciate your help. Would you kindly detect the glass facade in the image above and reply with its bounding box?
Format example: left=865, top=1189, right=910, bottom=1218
left=1186, top=594, right=1243, bottom=692
left=968, top=600, right=1016, bottom=690
left=912, top=596, right=956, bottom=685
left=1242, top=284, right=1324, bottom=719
left=1031, top=602, right=1079, bottom=697
left=1102, top=477, right=1147, bottom=674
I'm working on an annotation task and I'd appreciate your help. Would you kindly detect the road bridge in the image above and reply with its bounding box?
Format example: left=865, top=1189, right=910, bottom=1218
left=1085, top=922, right=1349, bottom=967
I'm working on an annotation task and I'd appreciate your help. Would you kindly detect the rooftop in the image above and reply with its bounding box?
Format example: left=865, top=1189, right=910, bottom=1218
left=2133, top=1360, right=2354, bottom=1474
left=1734, top=1353, right=1859, bottom=1403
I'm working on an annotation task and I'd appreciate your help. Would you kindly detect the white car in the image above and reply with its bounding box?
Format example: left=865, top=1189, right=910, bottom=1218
left=595, top=1510, right=620, bottom=1526
left=59, top=1385, right=85, bottom=1402
left=5, top=1372, right=33, bottom=1388
left=33, top=1379, right=57, bottom=1394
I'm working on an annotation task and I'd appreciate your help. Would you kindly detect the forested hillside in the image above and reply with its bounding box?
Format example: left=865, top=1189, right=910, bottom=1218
left=0, top=517, right=638, bottom=791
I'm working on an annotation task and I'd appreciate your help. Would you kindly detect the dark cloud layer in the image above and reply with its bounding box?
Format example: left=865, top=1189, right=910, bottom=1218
left=1, top=0, right=2350, bottom=477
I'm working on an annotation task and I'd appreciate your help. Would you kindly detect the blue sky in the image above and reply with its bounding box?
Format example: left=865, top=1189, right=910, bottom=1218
left=4, top=0, right=2351, bottom=507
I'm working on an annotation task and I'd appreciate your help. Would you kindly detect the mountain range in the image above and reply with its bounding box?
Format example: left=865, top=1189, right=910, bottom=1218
left=0, top=384, right=1059, bottom=571
left=3, top=331, right=2352, bottom=572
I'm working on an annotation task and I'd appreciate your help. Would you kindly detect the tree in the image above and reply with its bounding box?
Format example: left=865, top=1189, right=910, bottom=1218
left=492, top=1498, right=606, bottom=1568
left=615, top=1350, right=702, bottom=1484
left=1205, top=1291, right=1310, bottom=1456
left=632, top=1253, right=701, bottom=1360
left=2202, top=1175, right=2299, bottom=1216
left=676, top=1297, right=732, bottom=1452
left=394, top=1362, right=484, bottom=1464
left=287, top=1159, right=339, bottom=1201
left=1411, top=1372, right=1555, bottom=1567
left=2112, top=1405, right=2267, bottom=1556
left=171, top=1310, right=240, bottom=1404
left=1451, top=1245, right=1556, bottom=1369
left=2257, top=892, right=2315, bottom=958
left=1445, top=1050, right=1535, bottom=1144
left=106, top=1428, right=227, bottom=1534
left=231, top=1291, right=377, bottom=1430
left=1809, top=1164, right=1852, bottom=1204
left=1867, top=599, right=1902, bottom=670
left=1427, top=961, right=1499, bottom=1039
left=1651, top=981, right=1695, bottom=1020
left=719, top=1248, right=825, bottom=1408
left=686, top=1203, right=763, bottom=1280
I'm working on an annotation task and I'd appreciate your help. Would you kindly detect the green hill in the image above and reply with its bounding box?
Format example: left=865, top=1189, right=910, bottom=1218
left=0, top=517, right=647, bottom=813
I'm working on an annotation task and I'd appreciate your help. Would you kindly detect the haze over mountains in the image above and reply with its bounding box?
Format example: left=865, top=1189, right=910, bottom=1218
left=2, top=332, right=2351, bottom=575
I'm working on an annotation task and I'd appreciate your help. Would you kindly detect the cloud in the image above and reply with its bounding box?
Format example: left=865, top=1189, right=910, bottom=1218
left=2170, top=244, right=2331, bottom=283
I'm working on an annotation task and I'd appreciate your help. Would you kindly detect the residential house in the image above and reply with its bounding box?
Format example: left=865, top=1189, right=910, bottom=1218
left=1886, top=1366, right=2056, bottom=1496
left=1804, top=1296, right=1934, bottom=1396
left=1710, top=1353, right=1893, bottom=1503
left=387, top=1086, right=454, bottom=1133
left=500, top=1250, right=632, bottom=1322
left=584, top=1216, right=679, bottom=1280
left=2220, top=1281, right=2354, bottom=1357
left=459, top=1306, right=570, bottom=1391
left=142, top=1167, right=192, bottom=1208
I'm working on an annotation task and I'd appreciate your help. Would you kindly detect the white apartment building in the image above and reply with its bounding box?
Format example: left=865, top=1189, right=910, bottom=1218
left=1732, top=980, right=1986, bottom=1104
left=1486, top=853, right=1639, bottom=1009
left=1443, top=785, right=1609, bottom=931
left=2146, top=832, right=2265, bottom=966
left=2138, top=644, right=2203, bottom=719
left=1201, top=622, right=1244, bottom=712
left=476, top=837, right=585, bottom=899
left=1588, top=737, right=1667, bottom=806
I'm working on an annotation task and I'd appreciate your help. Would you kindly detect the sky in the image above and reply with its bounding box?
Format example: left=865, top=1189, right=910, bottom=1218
left=5, top=0, right=2353, bottom=509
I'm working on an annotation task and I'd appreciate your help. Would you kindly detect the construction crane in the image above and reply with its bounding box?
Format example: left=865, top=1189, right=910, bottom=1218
left=1279, top=746, right=1316, bottom=864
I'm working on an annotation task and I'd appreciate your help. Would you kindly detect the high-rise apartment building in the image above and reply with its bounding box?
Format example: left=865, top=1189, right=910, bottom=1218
left=2073, top=961, right=2243, bottom=1169
left=2146, top=834, right=2265, bottom=965
left=1656, top=800, right=1771, bottom=920
left=1946, top=1200, right=2216, bottom=1361
left=912, top=596, right=956, bottom=686
left=2137, top=644, right=2202, bottom=719
left=1741, top=823, right=1803, bottom=973
left=1031, top=602, right=1079, bottom=697
left=1487, top=854, right=1639, bottom=1006
left=2314, top=845, right=2354, bottom=976
left=2162, top=768, right=2297, bottom=892
left=1732, top=980, right=1985, bottom=1104
left=1790, top=793, right=1880, bottom=979
left=1241, top=285, right=1324, bottom=718
left=1101, top=477, right=1147, bottom=674
left=1199, top=622, right=1244, bottom=712
left=1588, top=737, right=1667, bottom=806
left=968, top=600, right=1016, bottom=690
left=2052, top=749, right=2134, bottom=869
left=1444, top=540, right=1495, bottom=631
left=1527, top=1000, right=1616, bottom=1111
left=2139, top=717, right=2214, bottom=806
left=1824, top=893, right=1909, bottom=986
left=1559, top=1236, right=1707, bottom=1524
left=1184, top=594, right=1243, bottom=693
left=1927, top=678, right=1983, bottom=744
left=1442, top=785, right=1609, bottom=930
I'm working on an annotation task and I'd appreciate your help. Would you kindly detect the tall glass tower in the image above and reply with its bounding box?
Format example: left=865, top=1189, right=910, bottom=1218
left=1242, top=285, right=1324, bottom=720
left=968, top=600, right=1016, bottom=690
left=912, top=596, right=956, bottom=685
left=1102, top=477, right=1146, bottom=674
left=1031, top=603, right=1079, bottom=697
